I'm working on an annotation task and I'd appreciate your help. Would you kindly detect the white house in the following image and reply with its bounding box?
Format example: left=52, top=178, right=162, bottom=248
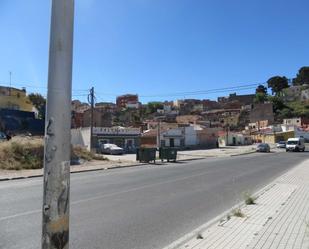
left=126, top=101, right=140, bottom=109
left=218, top=132, right=253, bottom=146
left=71, top=126, right=141, bottom=152
left=283, top=118, right=303, bottom=127
left=159, top=125, right=218, bottom=149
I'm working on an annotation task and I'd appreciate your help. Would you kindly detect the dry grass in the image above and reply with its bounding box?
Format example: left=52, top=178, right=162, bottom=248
left=0, top=138, right=44, bottom=170
left=244, top=192, right=256, bottom=205
left=232, top=208, right=245, bottom=218
left=196, top=233, right=204, bottom=239
left=0, top=137, right=108, bottom=170
left=71, top=145, right=108, bottom=161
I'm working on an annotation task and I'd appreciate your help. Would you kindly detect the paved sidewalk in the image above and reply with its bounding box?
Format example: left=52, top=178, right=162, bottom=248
left=177, top=145, right=258, bottom=160
left=164, top=159, right=309, bottom=249
left=102, top=145, right=265, bottom=162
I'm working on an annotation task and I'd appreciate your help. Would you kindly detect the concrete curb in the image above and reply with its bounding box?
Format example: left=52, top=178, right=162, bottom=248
left=230, top=150, right=256, bottom=157
left=0, top=163, right=149, bottom=182
left=0, top=174, right=43, bottom=182
left=0, top=158, right=208, bottom=182
left=0, top=151, right=260, bottom=182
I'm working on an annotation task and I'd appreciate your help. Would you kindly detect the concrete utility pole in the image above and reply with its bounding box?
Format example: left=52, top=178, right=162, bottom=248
left=88, top=87, right=95, bottom=151
left=42, top=1, right=74, bottom=249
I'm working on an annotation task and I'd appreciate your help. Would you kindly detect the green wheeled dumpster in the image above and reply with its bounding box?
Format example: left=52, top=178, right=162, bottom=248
left=159, top=147, right=177, bottom=162
left=136, top=148, right=157, bottom=163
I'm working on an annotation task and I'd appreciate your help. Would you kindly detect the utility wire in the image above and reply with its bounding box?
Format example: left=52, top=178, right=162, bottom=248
left=0, top=81, right=89, bottom=93
left=0, top=78, right=290, bottom=100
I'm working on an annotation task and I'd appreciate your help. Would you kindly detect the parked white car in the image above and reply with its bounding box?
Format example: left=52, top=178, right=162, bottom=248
left=276, top=141, right=286, bottom=149
left=100, top=143, right=124, bottom=155
left=286, top=137, right=305, bottom=152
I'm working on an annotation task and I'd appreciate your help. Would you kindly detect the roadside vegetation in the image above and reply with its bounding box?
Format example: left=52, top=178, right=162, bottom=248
left=0, top=137, right=107, bottom=170
left=244, top=192, right=256, bottom=205
left=232, top=208, right=245, bottom=218
left=196, top=233, right=204, bottom=239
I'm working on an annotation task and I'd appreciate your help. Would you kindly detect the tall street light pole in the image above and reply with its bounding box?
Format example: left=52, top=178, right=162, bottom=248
left=42, top=1, right=74, bottom=249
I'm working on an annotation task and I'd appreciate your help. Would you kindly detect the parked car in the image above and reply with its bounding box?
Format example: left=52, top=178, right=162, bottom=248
left=276, top=141, right=286, bottom=148
left=256, top=143, right=270, bottom=152
left=100, top=143, right=124, bottom=155
left=286, top=137, right=305, bottom=152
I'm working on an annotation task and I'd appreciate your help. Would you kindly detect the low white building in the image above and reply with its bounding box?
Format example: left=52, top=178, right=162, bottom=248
left=126, top=102, right=140, bottom=109
left=173, top=100, right=183, bottom=108
left=218, top=132, right=253, bottom=146
left=281, top=124, right=296, bottom=132
left=71, top=126, right=141, bottom=152
left=159, top=125, right=218, bottom=149
left=283, top=118, right=303, bottom=127
left=280, top=125, right=309, bottom=142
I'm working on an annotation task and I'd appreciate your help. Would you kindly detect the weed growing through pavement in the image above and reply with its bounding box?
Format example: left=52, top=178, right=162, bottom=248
left=243, top=192, right=256, bottom=205
left=196, top=233, right=204, bottom=239
left=232, top=208, right=245, bottom=218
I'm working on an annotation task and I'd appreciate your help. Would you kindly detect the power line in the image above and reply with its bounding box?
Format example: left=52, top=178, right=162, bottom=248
left=0, top=78, right=293, bottom=100
left=0, top=81, right=89, bottom=93
left=96, top=82, right=269, bottom=99
left=139, top=86, right=258, bottom=98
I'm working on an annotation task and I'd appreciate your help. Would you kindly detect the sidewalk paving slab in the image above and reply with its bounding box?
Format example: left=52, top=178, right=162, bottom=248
left=163, top=159, right=309, bottom=249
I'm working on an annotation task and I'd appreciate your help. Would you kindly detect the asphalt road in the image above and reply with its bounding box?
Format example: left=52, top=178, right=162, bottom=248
left=1, top=150, right=308, bottom=249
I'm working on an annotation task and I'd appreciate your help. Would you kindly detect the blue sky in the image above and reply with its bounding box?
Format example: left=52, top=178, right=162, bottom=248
left=0, top=0, right=308, bottom=103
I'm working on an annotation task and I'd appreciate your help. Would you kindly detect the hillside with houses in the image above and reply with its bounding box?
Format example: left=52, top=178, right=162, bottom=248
left=1, top=66, right=309, bottom=152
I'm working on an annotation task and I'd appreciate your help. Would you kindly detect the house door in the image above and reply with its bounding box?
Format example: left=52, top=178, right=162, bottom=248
left=232, top=137, right=236, bottom=145
left=170, top=138, right=175, bottom=147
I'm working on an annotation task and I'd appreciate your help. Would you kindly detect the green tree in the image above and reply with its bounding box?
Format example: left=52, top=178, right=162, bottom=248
left=268, top=95, right=286, bottom=112
left=146, top=102, right=163, bottom=114
left=254, top=85, right=268, bottom=103
left=28, top=93, right=46, bottom=119
left=293, top=66, right=309, bottom=86
left=287, top=101, right=309, bottom=118
left=267, top=76, right=289, bottom=95
left=254, top=92, right=267, bottom=103
left=255, top=85, right=267, bottom=95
